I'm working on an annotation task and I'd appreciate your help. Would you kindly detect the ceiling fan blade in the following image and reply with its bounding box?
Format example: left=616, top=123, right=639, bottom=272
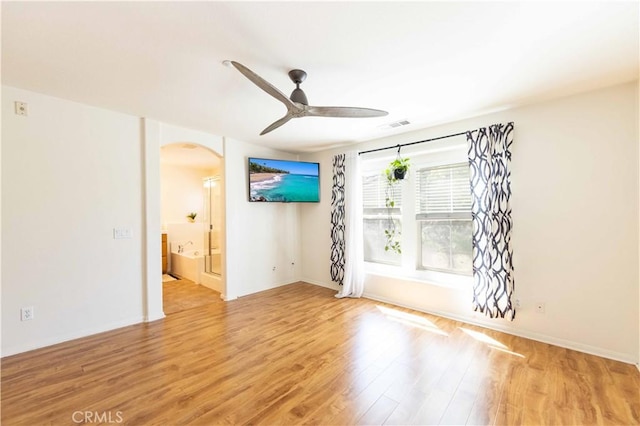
left=260, top=114, right=294, bottom=135
left=230, top=61, right=295, bottom=108
left=306, top=106, right=388, bottom=118
left=229, top=62, right=388, bottom=135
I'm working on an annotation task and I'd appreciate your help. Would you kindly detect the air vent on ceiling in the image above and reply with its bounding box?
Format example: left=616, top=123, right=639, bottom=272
left=379, top=119, right=411, bottom=130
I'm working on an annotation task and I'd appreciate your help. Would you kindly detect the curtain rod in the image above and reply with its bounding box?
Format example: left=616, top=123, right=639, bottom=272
left=358, top=131, right=467, bottom=155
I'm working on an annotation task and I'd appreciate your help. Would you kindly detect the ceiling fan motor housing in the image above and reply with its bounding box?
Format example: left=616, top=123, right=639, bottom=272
left=288, top=69, right=309, bottom=105
left=290, top=88, right=308, bottom=105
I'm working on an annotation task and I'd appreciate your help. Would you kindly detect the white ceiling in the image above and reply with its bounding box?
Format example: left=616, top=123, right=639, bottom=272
left=2, top=2, right=638, bottom=153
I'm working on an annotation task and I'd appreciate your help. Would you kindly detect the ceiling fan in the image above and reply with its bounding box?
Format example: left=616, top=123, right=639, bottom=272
left=226, top=61, right=388, bottom=135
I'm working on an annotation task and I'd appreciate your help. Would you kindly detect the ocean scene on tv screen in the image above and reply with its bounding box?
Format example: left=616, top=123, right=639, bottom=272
left=249, top=158, right=320, bottom=202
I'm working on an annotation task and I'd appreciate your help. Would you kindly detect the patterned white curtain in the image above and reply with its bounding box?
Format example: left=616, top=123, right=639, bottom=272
left=466, top=122, right=515, bottom=320
left=331, top=152, right=365, bottom=297
left=330, top=154, right=345, bottom=284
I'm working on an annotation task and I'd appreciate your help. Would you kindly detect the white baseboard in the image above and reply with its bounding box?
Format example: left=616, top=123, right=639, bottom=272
left=231, top=280, right=299, bottom=300
left=145, top=311, right=165, bottom=322
left=300, top=277, right=340, bottom=291
left=1, top=316, right=145, bottom=358
left=363, top=291, right=637, bottom=365
left=299, top=279, right=636, bottom=365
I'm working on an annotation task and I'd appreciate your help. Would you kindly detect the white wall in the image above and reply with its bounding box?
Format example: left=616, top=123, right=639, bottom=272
left=300, top=82, right=640, bottom=364
left=161, top=163, right=216, bottom=263
left=1, top=86, right=145, bottom=356
left=223, top=138, right=300, bottom=299
left=0, top=85, right=305, bottom=355
left=3, top=81, right=636, bottom=365
left=299, top=159, right=340, bottom=292
left=160, top=163, right=216, bottom=227
left=0, top=86, right=303, bottom=356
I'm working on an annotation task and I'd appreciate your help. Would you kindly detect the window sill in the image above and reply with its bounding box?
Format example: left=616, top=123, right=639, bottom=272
left=364, top=262, right=472, bottom=290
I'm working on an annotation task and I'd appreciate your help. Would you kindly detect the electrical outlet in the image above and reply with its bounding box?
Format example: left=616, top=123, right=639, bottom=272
left=515, top=299, right=521, bottom=309
left=21, top=306, right=34, bottom=321
left=535, top=302, right=546, bottom=313
left=14, top=101, right=28, bottom=116
left=272, top=266, right=276, bottom=272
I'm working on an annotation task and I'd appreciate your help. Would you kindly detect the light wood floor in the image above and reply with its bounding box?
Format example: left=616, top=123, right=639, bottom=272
left=2, top=282, right=638, bottom=425
left=163, top=277, right=222, bottom=315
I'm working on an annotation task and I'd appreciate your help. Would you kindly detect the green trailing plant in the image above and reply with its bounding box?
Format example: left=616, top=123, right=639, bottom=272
left=187, top=212, right=197, bottom=221
left=383, top=155, right=410, bottom=254
left=385, top=156, right=410, bottom=182
left=384, top=178, right=401, bottom=254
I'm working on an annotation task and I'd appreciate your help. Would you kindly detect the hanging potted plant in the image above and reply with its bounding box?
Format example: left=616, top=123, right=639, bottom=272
left=186, top=212, right=197, bottom=223
left=386, top=156, right=410, bottom=181
left=383, top=155, right=409, bottom=254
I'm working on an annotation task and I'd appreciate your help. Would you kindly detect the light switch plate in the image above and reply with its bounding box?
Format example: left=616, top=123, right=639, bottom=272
left=113, top=228, right=132, bottom=239
left=21, top=306, right=34, bottom=321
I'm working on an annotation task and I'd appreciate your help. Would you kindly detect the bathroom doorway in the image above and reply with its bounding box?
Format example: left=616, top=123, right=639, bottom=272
left=203, top=176, right=222, bottom=277
left=160, top=143, right=224, bottom=313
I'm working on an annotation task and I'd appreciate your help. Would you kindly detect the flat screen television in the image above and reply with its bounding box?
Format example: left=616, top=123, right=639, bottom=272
left=248, top=157, right=320, bottom=202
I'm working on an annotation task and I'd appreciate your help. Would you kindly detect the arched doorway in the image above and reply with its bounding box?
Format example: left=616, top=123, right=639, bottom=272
left=160, top=143, right=224, bottom=314
left=142, top=119, right=226, bottom=321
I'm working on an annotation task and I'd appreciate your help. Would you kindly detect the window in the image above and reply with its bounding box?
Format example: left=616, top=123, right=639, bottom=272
left=362, top=173, right=401, bottom=265
left=415, top=163, right=472, bottom=275
left=360, top=138, right=472, bottom=285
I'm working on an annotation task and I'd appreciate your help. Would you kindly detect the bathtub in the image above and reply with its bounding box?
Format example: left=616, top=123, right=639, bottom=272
left=170, top=247, right=222, bottom=294
left=170, top=248, right=205, bottom=283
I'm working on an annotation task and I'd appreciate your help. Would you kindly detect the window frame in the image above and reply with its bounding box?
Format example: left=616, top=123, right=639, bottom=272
left=360, top=138, right=474, bottom=289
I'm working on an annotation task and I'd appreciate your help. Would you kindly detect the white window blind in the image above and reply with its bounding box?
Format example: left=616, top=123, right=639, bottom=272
left=363, top=173, right=402, bottom=211
left=415, top=163, right=471, bottom=219
left=362, top=173, right=402, bottom=265
left=416, top=163, right=472, bottom=275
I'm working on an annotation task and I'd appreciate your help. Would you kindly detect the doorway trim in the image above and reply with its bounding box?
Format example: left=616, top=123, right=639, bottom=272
left=142, top=118, right=226, bottom=321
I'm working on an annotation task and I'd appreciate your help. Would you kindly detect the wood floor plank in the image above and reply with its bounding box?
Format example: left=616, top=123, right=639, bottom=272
left=162, top=278, right=222, bottom=314
left=2, top=282, right=638, bottom=425
left=356, top=395, right=398, bottom=425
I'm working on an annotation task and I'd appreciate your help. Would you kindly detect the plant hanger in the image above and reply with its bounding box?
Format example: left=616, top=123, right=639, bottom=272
left=386, top=145, right=410, bottom=182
